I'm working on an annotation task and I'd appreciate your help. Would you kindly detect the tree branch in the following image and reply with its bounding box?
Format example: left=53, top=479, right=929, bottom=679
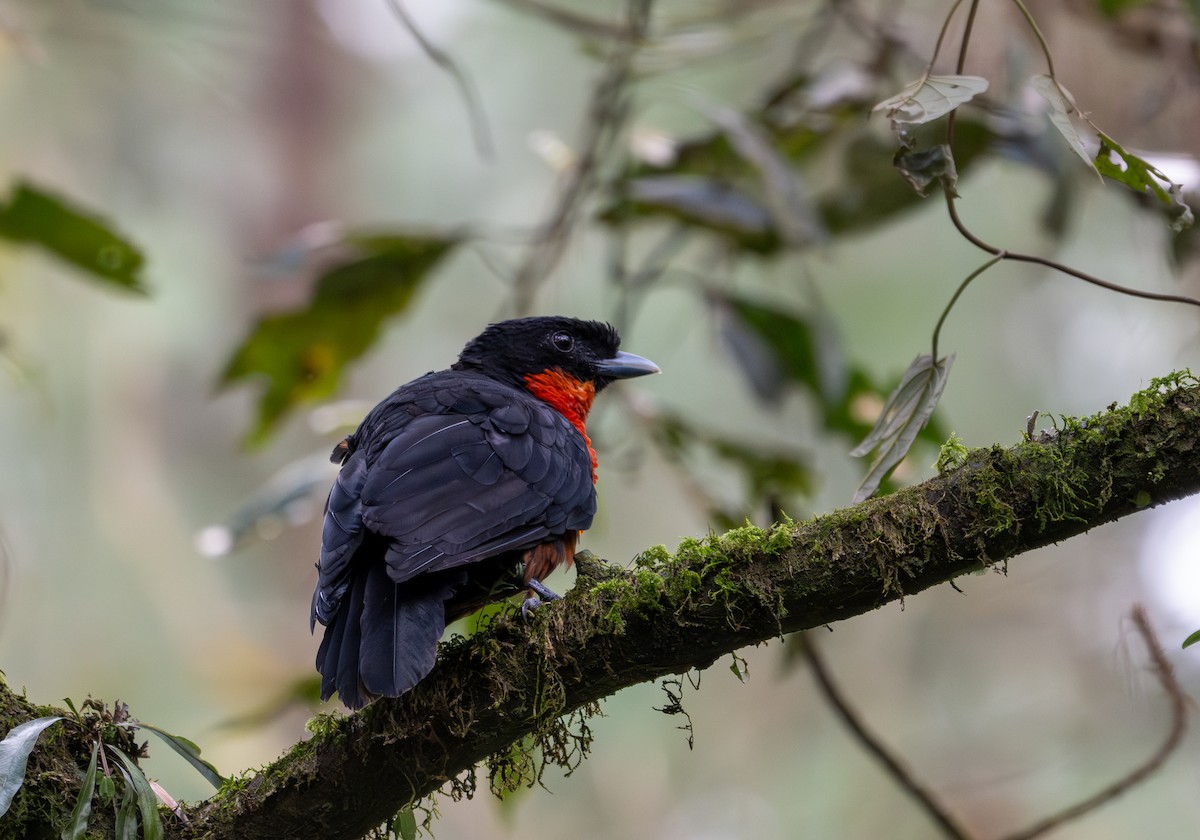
left=6, top=375, right=1200, bottom=839
left=799, top=632, right=975, bottom=840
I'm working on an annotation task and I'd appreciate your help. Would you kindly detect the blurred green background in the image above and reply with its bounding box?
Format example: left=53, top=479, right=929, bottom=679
left=1, top=1, right=1199, bottom=837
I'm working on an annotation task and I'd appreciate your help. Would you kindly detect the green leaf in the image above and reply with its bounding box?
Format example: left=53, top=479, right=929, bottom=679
left=821, top=118, right=991, bottom=234
left=615, top=175, right=780, bottom=252
left=717, top=295, right=821, bottom=403
left=872, top=74, right=989, bottom=125
left=1183, top=628, right=1200, bottom=649
left=109, top=747, right=163, bottom=840
left=1029, top=75, right=1098, bottom=173
left=96, top=773, right=116, bottom=807
left=706, top=105, right=824, bottom=247
left=222, top=232, right=458, bottom=442
left=653, top=412, right=812, bottom=512
left=0, top=181, right=147, bottom=293
left=851, top=354, right=954, bottom=502
left=113, top=765, right=138, bottom=840
left=139, top=723, right=224, bottom=788
left=1095, top=0, right=1152, bottom=16
left=715, top=293, right=948, bottom=459
left=894, top=143, right=958, bottom=197
left=392, top=806, right=418, bottom=840
left=0, top=716, right=64, bottom=818
left=1094, top=134, right=1194, bottom=231
left=60, top=741, right=99, bottom=840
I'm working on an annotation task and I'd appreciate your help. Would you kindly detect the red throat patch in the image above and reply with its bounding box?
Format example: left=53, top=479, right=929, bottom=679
left=524, top=369, right=598, bottom=482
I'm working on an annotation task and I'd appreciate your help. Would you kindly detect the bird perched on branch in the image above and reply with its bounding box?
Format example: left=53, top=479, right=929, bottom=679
left=311, top=316, right=659, bottom=708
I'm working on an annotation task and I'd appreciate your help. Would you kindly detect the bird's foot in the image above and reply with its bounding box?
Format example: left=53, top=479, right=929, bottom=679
left=520, top=578, right=561, bottom=620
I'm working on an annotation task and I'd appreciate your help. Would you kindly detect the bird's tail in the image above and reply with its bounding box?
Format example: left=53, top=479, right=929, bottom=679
left=315, top=563, right=456, bottom=709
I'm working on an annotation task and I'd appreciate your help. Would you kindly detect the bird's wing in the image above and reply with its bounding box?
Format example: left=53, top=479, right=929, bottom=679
left=312, top=380, right=595, bottom=627
left=310, top=450, right=370, bottom=628
left=360, top=394, right=596, bottom=584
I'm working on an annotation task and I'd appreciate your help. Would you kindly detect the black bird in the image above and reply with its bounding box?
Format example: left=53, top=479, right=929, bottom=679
left=311, top=316, right=659, bottom=708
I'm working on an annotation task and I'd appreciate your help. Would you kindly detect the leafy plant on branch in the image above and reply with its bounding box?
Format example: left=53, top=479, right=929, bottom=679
left=0, top=695, right=221, bottom=839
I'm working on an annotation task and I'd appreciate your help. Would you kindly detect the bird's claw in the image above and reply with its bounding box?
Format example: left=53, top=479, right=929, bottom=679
left=520, top=578, right=561, bottom=621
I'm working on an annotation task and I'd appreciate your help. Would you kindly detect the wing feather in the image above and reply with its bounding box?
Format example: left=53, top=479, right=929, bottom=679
left=351, top=385, right=595, bottom=585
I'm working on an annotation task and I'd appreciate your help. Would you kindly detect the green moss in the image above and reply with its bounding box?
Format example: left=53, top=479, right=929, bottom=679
left=673, top=536, right=709, bottom=566
left=216, top=772, right=252, bottom=799
left=634, top=568, right=666, bottom=599
left=484, top=700, right=599, bottom=802
left=487, top=735, right=538, bottom=796
left=710, top=519, right=794, bottom=559
left=304, top=711, right=345, bottom=740
left=1027, top=444, right=1099, bottom=527
left=633, top=545, right=670, bottom=568
left=1128, top=370, right=1198, bottom=418
left=764, top=518, right=796, bottom=554
left=968, top=448, right=1019, bottom=537
left=585, top=522, right=803, bottom=635
left=715, top=523, right=765, bottom=554
left=663, top=565, right=703, bottom=603
left=589, top=569, right=665, bottom=634
left=935, top=432, right=969, bottom=473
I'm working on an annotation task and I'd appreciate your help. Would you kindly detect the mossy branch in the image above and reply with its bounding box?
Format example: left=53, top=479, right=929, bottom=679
left=6, top=373, right=1200, bottom=839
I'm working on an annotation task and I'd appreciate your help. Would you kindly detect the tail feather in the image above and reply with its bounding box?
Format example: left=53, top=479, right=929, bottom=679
left=315, top=562, right=460, bottom=709
left=359, top=565, right=457, bottom=700
left=316, top=561, right=369, bottom=707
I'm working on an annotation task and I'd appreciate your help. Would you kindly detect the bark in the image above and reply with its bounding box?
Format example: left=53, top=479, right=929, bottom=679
left=4, top=374, right=1200, bottom=839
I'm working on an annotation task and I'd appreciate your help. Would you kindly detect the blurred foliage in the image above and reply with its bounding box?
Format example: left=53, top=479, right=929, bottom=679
left=214, top=676, right=324, bottom=732
left=221, top=232, right=459, bottom=442
left=1094, top=0, right=1154, bottom=17
left=715, top=293, right=948, bottom=445
left=0, top=0, right=1190, bottom=539
left=0, top=180, right=146, bottom=293
left=652, top=411, right=812, bottom=526
left=2, top=0, right=1200, bottom=836
left=208, top=0, right=1197, bottom=515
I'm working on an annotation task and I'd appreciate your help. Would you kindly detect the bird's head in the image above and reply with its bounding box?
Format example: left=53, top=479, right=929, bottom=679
left=453, top=316, right=659, bottom=394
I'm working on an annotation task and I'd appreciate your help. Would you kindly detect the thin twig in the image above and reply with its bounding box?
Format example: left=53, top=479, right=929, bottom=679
left=509, top=0, right=652, bottom=315
left=998, top=605, right=1188, bottom=840
left=952, top=0, right=981, bottom=74
left=930, top=0, right=969, bottom=74
left=485, top=0, right=640, bottom=42
left=799, top=633, right=976, bottom=840
left=942, top=0, right=980, bottom=144
left=933, top=0, right=1200, bottom=348
left=942, top=192, right=1200, bottom=309
left=1008, top=0, right=1057, bottom=81
left=384, top=0, right=495, bottom=161
left=931, top=254, right=1004, bottom=361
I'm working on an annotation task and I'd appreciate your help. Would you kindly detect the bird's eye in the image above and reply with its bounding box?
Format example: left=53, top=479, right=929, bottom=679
left=551, top=332, right=574, bottom=352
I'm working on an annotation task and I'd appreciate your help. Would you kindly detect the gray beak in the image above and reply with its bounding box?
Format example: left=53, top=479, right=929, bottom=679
left=596, top=350, right=661, bottom=379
